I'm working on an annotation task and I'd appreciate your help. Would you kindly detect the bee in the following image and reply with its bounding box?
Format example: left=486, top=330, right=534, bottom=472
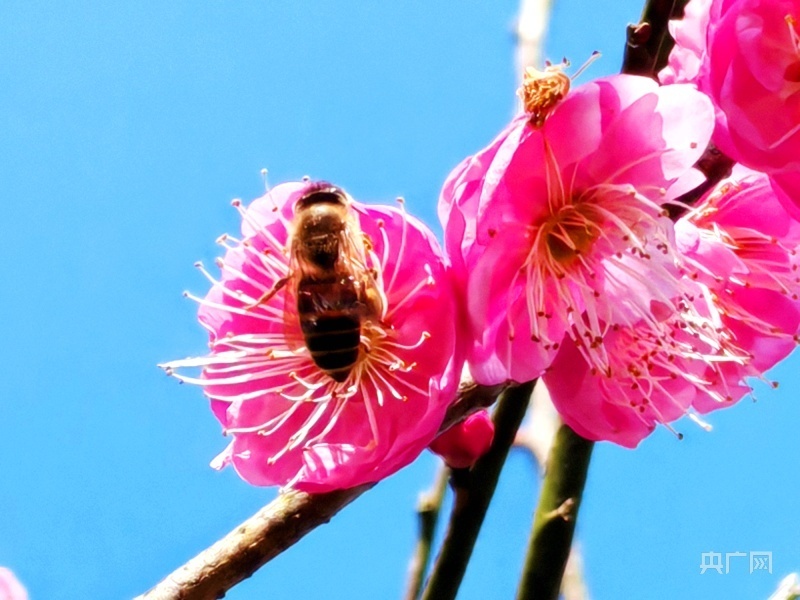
left=251, top=183, right=384, bottom=382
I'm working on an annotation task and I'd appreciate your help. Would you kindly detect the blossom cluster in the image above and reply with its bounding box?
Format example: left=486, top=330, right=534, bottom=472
left=442, top=0, right=800, bottom=447
left=164, top=0, right=800, bottom=488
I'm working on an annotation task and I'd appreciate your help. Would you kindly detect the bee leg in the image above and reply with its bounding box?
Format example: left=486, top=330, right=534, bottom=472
left=362, top=286, right=385, bottom=321
left=245, top=276, right=290, bottom=309
left=361, top=232, right=374, bottom=251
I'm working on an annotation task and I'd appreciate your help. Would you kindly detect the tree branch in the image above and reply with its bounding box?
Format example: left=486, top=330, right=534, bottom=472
left=419, top=381, right=536, bottom=600
left=515, top=424, right=594, bottom=600
left=136, top=486, right=369, bottom=600
left=621, top=0, right=691, bottom=77
left=667, top=143, right=736, bottom=219
left=515, top=0, right=553, bottom=76
left=402, top=465, right=450, bottom=600
left=618, top=1, right=737, bottom=219
left=514, top=381, right=590, bottom=600
left=135, top=381, right=506, bottom=600
left=768, top=574, right=800, bottom=600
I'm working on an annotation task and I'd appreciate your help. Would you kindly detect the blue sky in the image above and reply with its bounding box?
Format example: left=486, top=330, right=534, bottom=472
left=1, top=2, right=797, bottom=598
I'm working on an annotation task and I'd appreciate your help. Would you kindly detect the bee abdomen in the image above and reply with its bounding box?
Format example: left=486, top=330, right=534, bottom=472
left=300, top=313, right=361, bottom=382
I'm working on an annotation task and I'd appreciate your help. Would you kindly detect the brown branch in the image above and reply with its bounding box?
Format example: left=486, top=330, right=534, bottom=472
left=621, top=0, right=691, bottom=77
left=667, top=143, right=736, bottom=219
left=135, top=486, right=370, bottom=600
left=618, top=1, right=737, bottom=219
left=402, top=465, right=450, bottom=600
left=135, top=381, right=506, bottom=600
left=420, top=381, right=536, bottom=600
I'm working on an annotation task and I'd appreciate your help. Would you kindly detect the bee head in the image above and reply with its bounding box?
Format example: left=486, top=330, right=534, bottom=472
left=295, top=182, right=349, bottom=212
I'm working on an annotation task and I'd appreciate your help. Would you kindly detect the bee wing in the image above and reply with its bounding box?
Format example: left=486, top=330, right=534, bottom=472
left=338, top=214, right=386, bottom=319
left=280, top=243, right=306, bottom=351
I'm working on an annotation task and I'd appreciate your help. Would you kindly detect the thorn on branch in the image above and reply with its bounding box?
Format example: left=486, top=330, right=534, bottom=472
left=544, top=497, right=576, bottom=522
left=628, top=22, right=652, bottom=46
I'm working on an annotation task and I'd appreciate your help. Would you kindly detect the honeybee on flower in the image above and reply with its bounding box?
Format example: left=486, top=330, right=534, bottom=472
left=162, top=181, right=463, bottom=492
left=245, top=182, right=386, bottom=384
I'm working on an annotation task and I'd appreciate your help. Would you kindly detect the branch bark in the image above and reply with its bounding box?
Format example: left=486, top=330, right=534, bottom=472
left=621, top=0, right=691, bottom=77
left=419, top=381, right=536, bottom=600
left=136, top=486, right=369, bottom=600
left=768, top=574, right=800, bottom=600
left=135, top=381, right=506, bottom=600
left=514, top=381, right=590, bottom=600
left=619, top=0, right=736, bottom=218
left=668, top=143, right=736, bottom=219
left=402, top=466, right=450, bottom=600
left=515, top=424, right=594, bottom=600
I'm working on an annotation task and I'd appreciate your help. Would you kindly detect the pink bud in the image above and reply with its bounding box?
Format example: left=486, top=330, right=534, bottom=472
left=429, top=411, right=495, bottom=469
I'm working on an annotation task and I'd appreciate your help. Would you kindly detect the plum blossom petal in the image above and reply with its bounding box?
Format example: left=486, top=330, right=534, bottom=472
left=543, top=328, right=701, bottom=447
left=541, top=167, right=800, bottom=445
left=0, top=568, right=27, bottom=600
left=162, top=182, right=463, bottom=492
left=662, top=0, right=800, bottom=174
left=542, top=273, right=756, bottom=447
left=677, top=167, right=800, bottom=412
left=772, top=171, right=800, bottom=221
left=660, top=0, right=714, bottom=85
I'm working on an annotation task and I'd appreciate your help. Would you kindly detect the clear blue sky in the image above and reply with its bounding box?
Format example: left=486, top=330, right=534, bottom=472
left=1, top=2, right=797, bottom=598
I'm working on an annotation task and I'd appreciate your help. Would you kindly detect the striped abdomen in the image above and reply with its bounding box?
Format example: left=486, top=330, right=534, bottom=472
left=297, top=277, right=362, bottom=382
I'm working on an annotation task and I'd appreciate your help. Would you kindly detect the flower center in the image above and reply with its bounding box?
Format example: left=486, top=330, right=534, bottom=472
left=541, top=203, right=601, bottom=268
left=511, top=172, right=711, bottom=377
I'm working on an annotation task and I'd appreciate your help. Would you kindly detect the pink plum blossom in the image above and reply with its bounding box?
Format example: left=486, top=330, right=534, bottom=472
left=676, top=166, right=800, bottom=412
left=661, top=0, right=800, bottom=173
left=660, top=0, right=714, bottom=86
left=440, top=73, right=715, bottom=386
left=162, top=181, right=463, bottom=492
left=540, top=167, right=800, bottom=447
left=429, top=410, right=495, bottom=469
left=543, top=316, right=723, bottom=447
left=0, top=568, right=27, bottom=600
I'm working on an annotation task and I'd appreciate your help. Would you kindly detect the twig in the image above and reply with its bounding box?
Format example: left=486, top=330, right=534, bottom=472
left=136, top=381, right=506, bottom=600
left=402, top=465, right=450, bottom=600
left=618, top=0, right=736, bottom=219
left=514, top=381, right=590, bottom=600
left=621, top=0, right=691, bottom=77
left=419, top=381, right=536, bottom=600
left=515, top=0, right=553, bottom=77
left=768, top=574, right=800, bottom=600
left=561, top=543, right=591, bottom=600
left=136, top=486, right=369, bottom=600
left=515, top=424, right=594, bottom=600
left=442, top=381, right=508, bottom=433
left=667, top=143, right=736, bottom=219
